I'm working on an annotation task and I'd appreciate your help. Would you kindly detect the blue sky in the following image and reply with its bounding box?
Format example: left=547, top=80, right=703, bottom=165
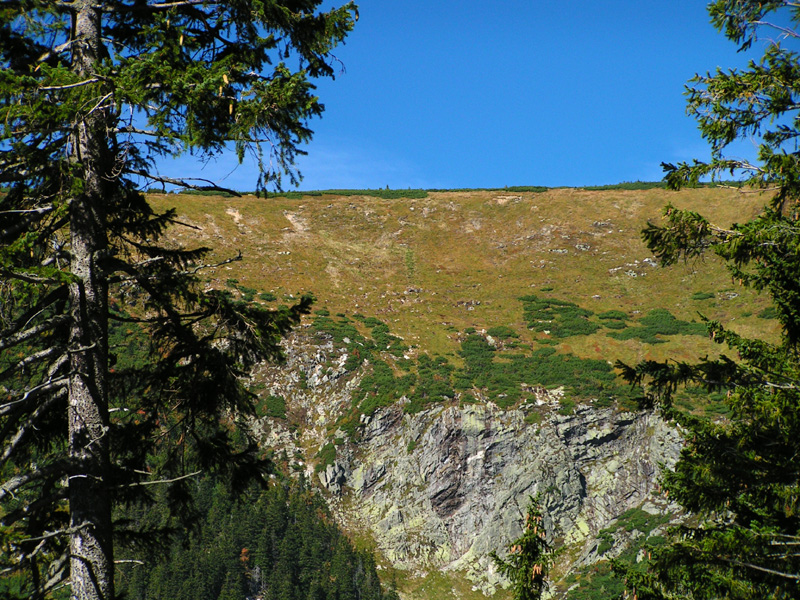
left=167, top=1, right=765, bottom=191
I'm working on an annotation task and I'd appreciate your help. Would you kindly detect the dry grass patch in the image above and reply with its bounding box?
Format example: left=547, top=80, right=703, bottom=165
left=148, top=187, right=775, bottom=368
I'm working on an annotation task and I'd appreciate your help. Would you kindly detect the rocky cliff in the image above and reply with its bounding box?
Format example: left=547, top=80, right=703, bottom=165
left=251, top=328, right=683, bottom=597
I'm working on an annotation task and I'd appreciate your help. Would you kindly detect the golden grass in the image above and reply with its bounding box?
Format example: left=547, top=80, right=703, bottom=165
left=149, top=187, right=779, bottom=367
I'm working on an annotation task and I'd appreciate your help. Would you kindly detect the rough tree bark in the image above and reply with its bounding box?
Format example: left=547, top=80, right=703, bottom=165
left=68, top=2, right=114, bottom=599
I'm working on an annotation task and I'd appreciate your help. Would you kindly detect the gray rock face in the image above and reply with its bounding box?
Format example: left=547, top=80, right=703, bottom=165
left=252, top=331, right=683, bottom=593
left=322, top=403, right=680, bottom=592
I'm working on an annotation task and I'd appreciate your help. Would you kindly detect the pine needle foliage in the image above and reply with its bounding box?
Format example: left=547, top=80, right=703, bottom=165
left=614, top=2, right=800, bottom=599
left=490, top=498, right=555, bottom=600
left=0, top=2, right=355, bottom=599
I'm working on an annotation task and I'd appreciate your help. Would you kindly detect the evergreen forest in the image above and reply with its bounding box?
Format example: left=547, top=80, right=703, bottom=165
left=115, top=477, right=398, bottom=600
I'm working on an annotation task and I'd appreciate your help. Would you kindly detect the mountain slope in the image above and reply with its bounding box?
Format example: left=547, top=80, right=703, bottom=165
left=146, top=187, right=777, bottom=599
left=151, top=186, right=773, bottom=365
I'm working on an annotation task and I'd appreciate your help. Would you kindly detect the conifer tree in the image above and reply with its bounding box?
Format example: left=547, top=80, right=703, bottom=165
left=614, top=1, right=800, bottom=598
left=490, top=498, right=554, bottom=600
left=0, top=2, right=356, bottom=599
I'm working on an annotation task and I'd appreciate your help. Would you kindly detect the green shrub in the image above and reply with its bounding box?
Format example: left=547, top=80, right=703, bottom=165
left=504, top=185, right=549, bottom=193
left=564, top=560, right=624, bottom=600
left=369, top=320, right=407, bottom=356
left=582, top=181, right=667, bottom=191
left=691, top=291, right=716, bottom=301
left=520, top=294, right=600, bottom=338
left=596, top=530, right=614, bottom=556
left=258, top=395, right=287, bottom=419
left=405, top=354, right=455, bottom=414
left=459, top=392, right=478, bottom=405
left=486, top=325, right=520, bottom=339
left=611, top=507, right=670, bottom=536
left=758, top=306, right=778, bottom=319
left=558, top=397, right=576, bottom=415
left=314, top=443, right=337, bottom=473
left=598, top=310, right=628, bottom=320
left=108, top=319, right=151, bottom=372
left=313, top=315, right=362, bottom=346
left=318, top=188, right=428, bottom=199
left=597, top=310, right=628, bottom=330
left=356, top=360, right=414, bottom=416
left=608, top=308, right=707, bottom=343
left=524, top=411, right=543, bottom=425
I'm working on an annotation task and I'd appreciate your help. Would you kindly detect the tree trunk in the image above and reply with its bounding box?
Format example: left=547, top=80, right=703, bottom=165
left=68, top=2, right=113, bottom=599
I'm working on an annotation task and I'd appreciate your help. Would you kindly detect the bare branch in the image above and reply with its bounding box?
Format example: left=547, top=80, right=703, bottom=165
left=107, top=251, right=242, bottom=287
left=119, top=470, right=202, bottom=488
left=115, top=559, right=145, bottom=565
left=0, top=268, right=61, bottom=285
left=124, top=168, right=242, bottom=197
left=1, top=387, right=66, bottom=464
left=40, top=78, right=101, bottom=92
left=102, top=0, right=214, bottom=11
left=0, top=205, right=58, bottom=241
left=18, top=523, right=89, bottom=546
left=0, top=375, right=70, bottom=417
left=0, top=206, right=55, bottom=215
left=0, top=458, right=73, bottom=501
left=0, top=345, right=62, bottom=379
left=0, top=488, right=67, bottom=529
left=0, top=313, right=70, bottom=353
left=114, top=126, right=165, bottom=137
left=722, top=557, right=800, bottom=581
left=84, top=92, right=114, bottom=119
left=39, top=549, right=70, bottom=597
left=752, top=20, right=800, bottom=40
left=36, top=39, right=77, bottom=64
left=182, top=252, right=243, bottom=275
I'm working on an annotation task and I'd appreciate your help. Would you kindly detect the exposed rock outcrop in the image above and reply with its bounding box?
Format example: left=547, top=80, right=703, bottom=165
left=323, top=403, right=680, bottom=593
left=251, top=330, right=683, bottom=595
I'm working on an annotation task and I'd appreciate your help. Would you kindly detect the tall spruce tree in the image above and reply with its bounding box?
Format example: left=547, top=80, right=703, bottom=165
left=614, top=1, right=800, bottom=599
left=0, top=2, right=356, bottom=599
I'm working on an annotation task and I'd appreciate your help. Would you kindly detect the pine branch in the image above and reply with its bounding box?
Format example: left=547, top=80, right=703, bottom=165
left=752, top=20, right=800, bottom=40
left=0, top=345, right=63, bottom=380
left=0, top=488, right=68, bottom=528
left=0, top=375, right=70, bottom=417
left=0, top=458, right=74, bottom=501
left=104, top=0, right=214, bottom=11
left=120, top=470, right=202, bottom=488
left=0, top=314, right=70, bottom=352
left=123, top=168, right=242, bottom=197
left=0, top=268, right=62, bottom=285
left=39, top=78, right=101, bottom=92
left=721, top=556, right=800, bottom=581
left=0, top=387, right=66, bottom=464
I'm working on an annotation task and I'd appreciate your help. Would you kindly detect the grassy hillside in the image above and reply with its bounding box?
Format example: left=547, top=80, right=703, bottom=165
left=146, top=186, right=777, bottom=600
left=150, top=186, right=776, bottom=375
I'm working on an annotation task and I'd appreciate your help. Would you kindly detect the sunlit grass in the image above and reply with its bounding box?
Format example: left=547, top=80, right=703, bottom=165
left=149, top=186, right=778, bottom=371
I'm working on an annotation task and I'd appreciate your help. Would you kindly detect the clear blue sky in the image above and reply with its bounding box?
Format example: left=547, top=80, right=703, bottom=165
left=168, top=1, right=764, bottom=191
